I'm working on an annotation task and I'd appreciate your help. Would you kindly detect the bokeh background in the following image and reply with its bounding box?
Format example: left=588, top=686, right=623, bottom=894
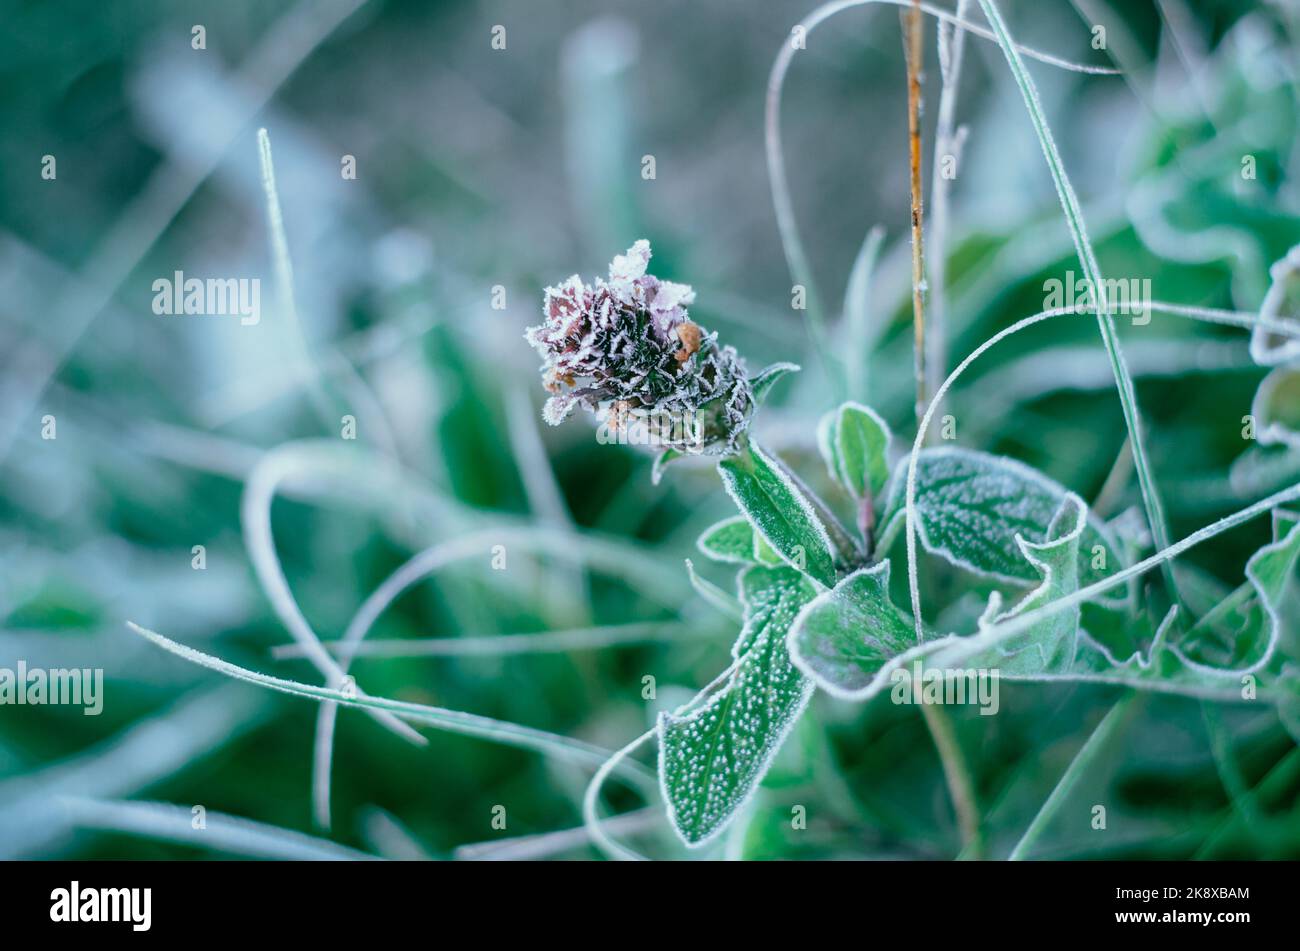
left=2, top=0, right=1298, bottom=859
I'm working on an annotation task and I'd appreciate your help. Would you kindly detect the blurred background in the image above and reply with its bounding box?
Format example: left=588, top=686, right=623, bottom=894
left=1, top=0, right=1298, bottom=860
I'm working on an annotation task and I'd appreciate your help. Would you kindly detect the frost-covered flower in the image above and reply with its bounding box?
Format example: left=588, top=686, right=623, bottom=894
left=525, top=240, right=753, bottom=454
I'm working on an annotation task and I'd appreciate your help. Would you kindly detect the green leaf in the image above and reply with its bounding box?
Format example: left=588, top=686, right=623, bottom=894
left=718, top=442, right=837, bottom=587
left=787, top=561, right=917, bottom=699
left=1180, top=508, right=1300, bottom=671
left=816, top=401, right=892, bottom=500
left=750, top=362, right=801, bottom=405
left=1249, top=244, right=1300, bottom=366
left=753, top=533, right=783, bottom=566
left=1250, top=365, right=1300, bottom=449
left=974, top=494, right=1086, bottom=675
left=659, top=566, right=816, bottom=846
left=651, top=449, right=684, bottom=485
left=780, top=508, right=1300, bottom=708
left=880, top=447, right=1123, bottom=601
left=948, top=514, right=1300, bottom=701
left=697, top=516, right=757, bottom=565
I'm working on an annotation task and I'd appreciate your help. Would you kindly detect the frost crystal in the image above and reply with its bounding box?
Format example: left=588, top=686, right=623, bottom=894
left=525, top=240, right=753, bottom=455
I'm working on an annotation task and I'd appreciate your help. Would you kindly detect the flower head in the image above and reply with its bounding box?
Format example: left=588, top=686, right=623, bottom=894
left=525, top=240, right=752, bottom=454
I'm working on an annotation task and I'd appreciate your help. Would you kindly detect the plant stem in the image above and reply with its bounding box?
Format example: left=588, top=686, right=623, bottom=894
left=900, top=6, right=980, bottom=850
left=1008, top=693, right=1139, bottom=860
left=921, top=702, right=983, bottom=858
left=902, top=0, right=928, bottom=430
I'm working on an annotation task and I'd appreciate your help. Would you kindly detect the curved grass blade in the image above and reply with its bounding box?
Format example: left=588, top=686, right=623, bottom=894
left=126, top=622, right=657, bottom=795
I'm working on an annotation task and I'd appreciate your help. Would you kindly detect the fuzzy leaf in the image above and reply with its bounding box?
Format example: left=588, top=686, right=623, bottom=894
left=753, top=533, right=783, bottom=566
left=750, top=362, right=800, bottom=405
left=790, top=514, right=1300, bottom=707
left=718, top=442, right=837, bottom=587
left=697, top=516, right=757, bottom=565
left=1179, top=509, right=1300, bottom=671
left=660, top=566, right=816, bottom=846
left=1250, top=243, right=1300, bottom=366
left=1250, top=365, right=1300, bottom=449
left=952, top=514, right=1300, bottom=699
left=817, top=402, right=892, bottom=500
left=787, top=561, right=916, bottom=699
left=880, top=447, right=1123, bottom=601
left=651, top=449, right=684, bottom=485
left=973, top=494, right=1088, bottom=674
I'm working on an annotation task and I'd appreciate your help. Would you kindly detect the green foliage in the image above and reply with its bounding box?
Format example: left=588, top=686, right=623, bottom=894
left=817, top=401, right=892, bottom=501
left=675, top=398, right=1300, bottom=846
left=9, top=0, right=1300, bottom=865
left=879, top=447, right=1124, bottom=599
left=718, top=443, right=838, bottom=587
left=697, top=516, right=757, bottom=565
left=787, top=562, right=916, bottom=699
left=750, top=362, right=801, bottom=406
left=659, top=566, right=815, bottom=846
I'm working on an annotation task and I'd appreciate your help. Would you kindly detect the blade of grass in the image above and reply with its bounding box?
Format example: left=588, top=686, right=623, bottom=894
left=843, top=224, right=887, bottom=403
left=0, top=686, right=270, bottom=859
left=504, top=384, right=587, bottom=617
left=242, top=443, right=425, bottom=747
left=920, top=702, right=983, bottom=858
left=1007, top=693, right=1141, bottom=860
left=0, top=0, right=370, bottom=463
left=126, top=622, right=658, bottom=796
left=974, top=0, right=1181, bottom=607
left=313, top=526, right=692, bottom=828
left=257, top=127, right=402, bottom=459
left=1195, top=746, right=1300, bottom=858
left=925, top=0, right=972, bottom=424
left=455, top=808, right=661, bottom=861
left=1201, top=704, right=1266, bottom=843
left=273, top=621, right=703, bottom=660
left=359, top=807, right=437, bottom=861
left=685, top=558, right=745, bottom=621
left=60, top=797, right=381, bottom=861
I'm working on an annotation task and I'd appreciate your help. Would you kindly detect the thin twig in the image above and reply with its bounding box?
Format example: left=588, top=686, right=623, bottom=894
left=902, top=1, right=981, bottom=858
left=903, top=0, right=928, bottom=428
